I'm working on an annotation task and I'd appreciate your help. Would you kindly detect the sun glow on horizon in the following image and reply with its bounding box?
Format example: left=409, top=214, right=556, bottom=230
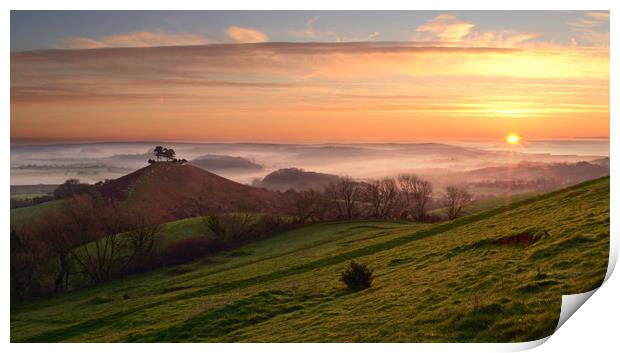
left=506, top=133, right=521, bottom=145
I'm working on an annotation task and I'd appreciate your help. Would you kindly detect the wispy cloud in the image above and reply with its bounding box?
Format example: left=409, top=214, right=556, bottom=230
left=62, top=30, right=210, bottom=49
left=415, top=14, right=475, bottom=42
left=289, top=28, right=337, bottom=40
left=226, top=26, right=269, bottom=43
left=305, top=16, right=320, bottom=27
left=568, top=11, right=610, bottom=47
left=365, top=32, right=380, bottom=41
left=289, top=29, right=380, bottom=42
left=11, top=41, right=606, bottom=105
left=413, top=14, right=540, bottom=48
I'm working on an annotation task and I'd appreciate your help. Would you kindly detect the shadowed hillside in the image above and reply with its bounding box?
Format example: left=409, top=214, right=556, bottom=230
left=190, top=155, right=263, bottom=173
left=253, top=168, right=340, bottom=191
left=98, top=163, right=287, bottom=222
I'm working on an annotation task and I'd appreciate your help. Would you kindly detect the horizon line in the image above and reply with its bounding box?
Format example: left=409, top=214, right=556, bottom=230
left=10, top=137, right=611, bottom=147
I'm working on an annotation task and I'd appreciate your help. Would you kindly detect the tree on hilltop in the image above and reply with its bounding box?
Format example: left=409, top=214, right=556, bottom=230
left=150, top=146, right=186, bottom=164
left=163, top=148, right=176, bottom=162
left=153, top=146, right=164, bottom=162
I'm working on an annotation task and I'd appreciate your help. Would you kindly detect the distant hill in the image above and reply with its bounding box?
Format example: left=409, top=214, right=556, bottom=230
left=590, top=156, right=610, bottom=167
left=10, top=184, right=58, bottom=197
left=466, top=161, right=609, bottom=185
left=253, top=168, right=340, bottom=191
left=190, top=154, right=263, bottom=173
left=98, top=163, right=286, bottom=222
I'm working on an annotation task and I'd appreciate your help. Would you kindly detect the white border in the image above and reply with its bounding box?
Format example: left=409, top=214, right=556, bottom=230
left=3, top=1, right=617, bottom=352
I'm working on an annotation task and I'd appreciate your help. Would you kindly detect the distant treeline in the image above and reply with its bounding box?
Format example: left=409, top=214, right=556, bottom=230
left=283, top=174, right=473, bottom=224
left=10, top=179, right=102, bottom=209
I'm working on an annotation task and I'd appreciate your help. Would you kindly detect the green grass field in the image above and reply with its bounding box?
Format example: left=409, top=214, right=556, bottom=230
left=10, top=193, right=49, bottom=200
left=10, top=200, right=63, bottom=228
left=430, top=192, right=535, bottom=218
left=10, top=177, right=609, bottom=342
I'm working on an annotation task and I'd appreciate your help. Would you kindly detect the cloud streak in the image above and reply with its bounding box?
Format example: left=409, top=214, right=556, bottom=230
left=568, top=11, right=610, bottom=47
left=62, top=30, right=211, bottom=49
left=226, top=26, right=269, bottom=43
left=416, top=14, right=475, bottom=42
left=413, top=14, right=541, bottom=48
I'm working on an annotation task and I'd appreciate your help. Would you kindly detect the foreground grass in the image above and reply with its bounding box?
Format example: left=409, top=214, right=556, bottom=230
left=10, top=177, right=609, bottom=342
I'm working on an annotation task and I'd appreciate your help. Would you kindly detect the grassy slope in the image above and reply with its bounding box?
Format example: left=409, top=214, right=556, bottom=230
left=10, top=177, right=609, bottom=343
left=10, top=200, right=63, bottom=228
left=430, top=192, right=535, bottom=218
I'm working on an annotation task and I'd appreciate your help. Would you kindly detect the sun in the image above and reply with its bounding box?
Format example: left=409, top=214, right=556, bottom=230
left=506, top=133, right=521, bottom=145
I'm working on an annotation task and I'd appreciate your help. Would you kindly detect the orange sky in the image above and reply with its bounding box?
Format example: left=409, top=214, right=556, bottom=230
left=10, top=13, right=609, bottom=143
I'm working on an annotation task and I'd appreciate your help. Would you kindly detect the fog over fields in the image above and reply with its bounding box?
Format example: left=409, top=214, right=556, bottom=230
left=10, top=139, right=609, bottom=188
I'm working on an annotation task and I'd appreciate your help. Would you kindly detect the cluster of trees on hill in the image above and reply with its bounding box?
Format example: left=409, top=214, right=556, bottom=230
left=286, top=174, right=473, bottom=223
left=147, top=146, right=187, bottom=164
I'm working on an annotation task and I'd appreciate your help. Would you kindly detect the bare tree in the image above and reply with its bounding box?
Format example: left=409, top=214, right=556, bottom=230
left=365, top=178, right=399, bottom=219
left=397, top=174, right=433, bottom=221
left=125, top=211, right=162, bottom=269
left=443, top=186, right=473, bottom=220
left=325, top=177, right=361, bottom=219
left=204, top=214, right=254, bottom=243
left=290, top=189, right=322, bottom=223
left=64, top=196, right=133, bottom=283
left=10, top=229, right=50, bottom=301
left=30, top=212, right=74, bottom=293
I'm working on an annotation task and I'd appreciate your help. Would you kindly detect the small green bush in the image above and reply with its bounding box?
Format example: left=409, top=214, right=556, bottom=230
left=340, top=261, right=373, bottom=290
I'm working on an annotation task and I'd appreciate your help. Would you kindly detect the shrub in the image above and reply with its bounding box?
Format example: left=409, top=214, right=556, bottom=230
left=53, top=179, right=99, bottom=199
left=340, top=261, right=373, bottom=290
left=159, top=236, right=218, bottom=266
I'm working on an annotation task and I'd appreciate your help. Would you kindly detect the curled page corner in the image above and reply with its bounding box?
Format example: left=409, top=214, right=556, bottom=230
left=555, top=289, right=598, bottom=331
left=507, top=336, right=549, bottom=351
left=507, top=290, right=598, bottom=351
left=515, top=231, right=617, bottom=350
left=604, top=228, right=618, bottom=282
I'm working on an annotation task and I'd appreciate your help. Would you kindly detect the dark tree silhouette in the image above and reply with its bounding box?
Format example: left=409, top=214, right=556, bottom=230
left=398, top=174, right=433, bottom=221
left=443, top=186, right=473, bottom=220
left=53, top=179, right=98, bottom=199
left=364, top=178, right=400, bottom=219
left=163, top=148, right=176, bottom=161
left=325, top=177, right=361, bottom=219
left=290, top=189, right=322, bottom=223
left=153, top=146, right=164, bottom=162
left=151, top=146, right=185, bottom=163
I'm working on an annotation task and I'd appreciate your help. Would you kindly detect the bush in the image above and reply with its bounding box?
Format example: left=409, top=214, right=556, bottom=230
left=53, top=179, right=99, bottom=199
left=159, top=236, right=218, bottom=266
left=340, top=261, right=373, bottom=290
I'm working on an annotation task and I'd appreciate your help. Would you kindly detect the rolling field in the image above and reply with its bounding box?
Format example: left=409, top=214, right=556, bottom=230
left=10, top=199, right=63, bottom=228
left=429, top=192, right=535, bottom=219
left=10, top=177, right=609, bottom=342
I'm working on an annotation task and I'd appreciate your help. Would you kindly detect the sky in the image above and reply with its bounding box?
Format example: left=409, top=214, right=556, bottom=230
left=10, top=11, right=610, bottom=144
